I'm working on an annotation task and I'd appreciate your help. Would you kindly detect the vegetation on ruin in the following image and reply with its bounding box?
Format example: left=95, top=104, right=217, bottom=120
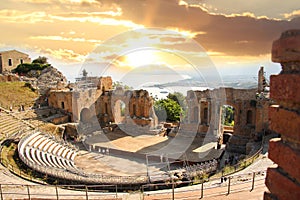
left=13, top=56, right=50, bottom=76
left=112, top=81, right=133, bottom=90
left=0, top=140, right=47, bottom=183
left=0, top=81, right=38, bottom=109
left=222, top=105, right=234, bottom=126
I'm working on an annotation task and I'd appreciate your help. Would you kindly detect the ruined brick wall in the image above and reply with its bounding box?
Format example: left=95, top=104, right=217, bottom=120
left=48, top=76, right=106, bottom=122
left=186, top=86, right=264, bottom=154
left=264, top=30, right=300, bottom=200
left=48, top=90, right=73, bottom=113
left=96, top=88, right=158, bottom=127
left=97, top=76, right=113, bottom=92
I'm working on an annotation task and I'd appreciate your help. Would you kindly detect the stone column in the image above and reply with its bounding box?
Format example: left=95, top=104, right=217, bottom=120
left=264, top=29, right=300, bottom=200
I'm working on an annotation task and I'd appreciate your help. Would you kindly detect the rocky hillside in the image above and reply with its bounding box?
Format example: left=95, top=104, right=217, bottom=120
left=37, top=66, right=68, bottom=95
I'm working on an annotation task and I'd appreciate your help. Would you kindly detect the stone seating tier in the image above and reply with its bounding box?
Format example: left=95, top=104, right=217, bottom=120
left=18, top=132, right=78, bottom=172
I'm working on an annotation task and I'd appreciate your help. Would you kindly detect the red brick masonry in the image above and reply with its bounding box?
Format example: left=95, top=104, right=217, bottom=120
left=264, top=29, right=300, bottom=200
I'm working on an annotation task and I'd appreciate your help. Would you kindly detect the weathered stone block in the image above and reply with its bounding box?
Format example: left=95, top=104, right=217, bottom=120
left=265, top=167, right=300, bottom=200
left=268, top=138, right=300, bottom=183
left=269, top=106, right=300, bottom=142
left=272, top=29, right=300, bottom=63
left=270, top=74, right=300, bottom=104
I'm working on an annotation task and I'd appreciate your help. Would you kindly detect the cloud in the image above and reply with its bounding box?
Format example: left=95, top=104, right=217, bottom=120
left=89, top=0, right=299, bottom=56
left=185, top=0, right=300, bottom=20
left=41, top=48, right=86, bottom=62
left=283, top=10, right=300, bottom=20
left=1, top=0, right=299, bottom=64
left=0, top=10, right=53, bottom=23
left=30, top=35, right=102, bottom=44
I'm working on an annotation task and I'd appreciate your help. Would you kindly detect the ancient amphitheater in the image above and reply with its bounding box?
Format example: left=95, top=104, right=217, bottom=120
left=0, top=29, right=299, bottom=200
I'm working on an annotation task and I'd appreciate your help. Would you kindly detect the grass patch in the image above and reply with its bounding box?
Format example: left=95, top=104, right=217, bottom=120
left=0, top=140, right=44, bottom=182
left=0, top=81, right=38, bottom=109
left=1, top=140, right=20, bottom=171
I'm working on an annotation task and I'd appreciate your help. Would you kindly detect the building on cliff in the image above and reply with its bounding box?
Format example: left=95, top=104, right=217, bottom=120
left=0, top=50, right=31, bottom=74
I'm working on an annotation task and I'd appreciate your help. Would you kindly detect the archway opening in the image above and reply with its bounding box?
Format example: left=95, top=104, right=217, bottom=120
left=221, top=105, right=235, bottom=144
left=114, top=100, right=126, bottom=124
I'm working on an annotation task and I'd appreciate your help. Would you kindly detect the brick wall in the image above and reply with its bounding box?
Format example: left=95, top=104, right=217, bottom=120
left=264, top=30, right=300, bottom=200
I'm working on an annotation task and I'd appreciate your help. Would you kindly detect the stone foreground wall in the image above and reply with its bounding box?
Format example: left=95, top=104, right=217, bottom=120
left=264, top=30, right=300, bottom=200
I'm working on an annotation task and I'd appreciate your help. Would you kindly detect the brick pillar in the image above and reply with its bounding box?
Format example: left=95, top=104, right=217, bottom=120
left=264, top=30, right=300, bottom=200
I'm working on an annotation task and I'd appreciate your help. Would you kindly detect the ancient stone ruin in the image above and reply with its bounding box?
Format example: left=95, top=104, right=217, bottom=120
left=45, top=64, right=271, bottom=158
left=184, top=67, right=269, bottom=154
left=47, top=76, right=158, bottom=130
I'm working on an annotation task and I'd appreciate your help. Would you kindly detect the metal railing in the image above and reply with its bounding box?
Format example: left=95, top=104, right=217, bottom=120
left=0, top=170, right=266, bottom=200
left=213, top=146, right=263, bottom=178
left=142, top=170, right=267, bottom=200
left=0, top=184, right=119, bottom=200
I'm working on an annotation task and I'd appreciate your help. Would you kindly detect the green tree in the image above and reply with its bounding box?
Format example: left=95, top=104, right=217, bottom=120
left=222, top=105, right=234, bottom=126
left=154, top=98, right=182, bottom=122
left=112, top=81, right=132, bottom=90
left=13, top=63, right=50, bottom=75
left=32, top=56, right=48, bottom=64
left=167, top=92, right=187, bottom=111
left=82, top=69, right=88, bottom=77
left=13, top=56, right=50, bottom=76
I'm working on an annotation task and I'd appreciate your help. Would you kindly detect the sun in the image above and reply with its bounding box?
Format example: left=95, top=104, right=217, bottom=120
left=123, top=49, right=160, bottom=67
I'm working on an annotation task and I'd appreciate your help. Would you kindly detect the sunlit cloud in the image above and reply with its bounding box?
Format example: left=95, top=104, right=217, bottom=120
left=201, top=10, right=277, bottom=20
left=185, top=0, right=299, bottom=20
left=0, top=10, right=53, bottom=23
left=61, top=10, right=123, bottom=17
left=50, top=15, right=143, bottom=28
left=0, top=9, right=130, bottom=27
left=207, top=51, right=225, bottom=56
left=282, top=10, right=300, bottom=20
left=21, top=0, right=99, bottom=4
left=42, top=48, right=86, bottom=62
left=167, top=27, right=206, bottom=38
left=30, top=35, right=102, bottom=44
left=178, top=0, right=188, bottom=7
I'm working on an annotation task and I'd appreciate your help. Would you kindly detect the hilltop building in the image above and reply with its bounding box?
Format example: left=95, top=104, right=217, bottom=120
left=0, top=50, right=31, bottom=74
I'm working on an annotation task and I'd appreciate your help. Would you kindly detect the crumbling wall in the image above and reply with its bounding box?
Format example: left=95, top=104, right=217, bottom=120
left=186, top=87, right=261, bottom=154
left=96, top=87, right=158, bottom=128
left=264, top=29, right=300, bottom=200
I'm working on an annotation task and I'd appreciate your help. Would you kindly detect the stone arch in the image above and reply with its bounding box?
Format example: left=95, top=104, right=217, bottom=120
left=80, top=108, right=92, bottom=123
left=114, top=99, right=126, bottom=124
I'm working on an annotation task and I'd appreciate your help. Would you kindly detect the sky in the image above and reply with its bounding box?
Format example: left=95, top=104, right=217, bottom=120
left=0, top=0, right=299, bottom=87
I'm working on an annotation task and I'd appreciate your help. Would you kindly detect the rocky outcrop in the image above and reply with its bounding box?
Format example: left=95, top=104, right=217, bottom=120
left=37, top=66, right=68, bottom=95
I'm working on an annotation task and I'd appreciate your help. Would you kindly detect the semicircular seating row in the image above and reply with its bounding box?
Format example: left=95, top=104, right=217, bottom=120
left=18, top=132, right=149, bottom=185
left=18, top=132, right=78, bottom=171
